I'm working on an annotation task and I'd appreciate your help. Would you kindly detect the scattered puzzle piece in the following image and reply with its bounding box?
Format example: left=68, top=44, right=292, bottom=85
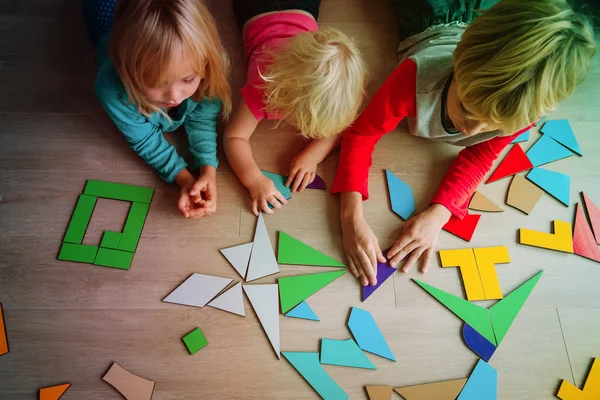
left=285, top=301, right=319, bottom=321
left=39, top=383, right=72, bottom=400
left=583, top=193, right=600, bottom=244
left=220, top=242, right=253, bottom=279
left=101, top=231, right=122, bottom=250
left=163, top=274, right=233, bottom=308
left=443, top=214, right=481, bottom=242
left=262, top=171, right=292, bottom=205
left=469, top=192, right=503, bottom=212
left=94, top=247, right=134, bottom=270
left=473, top=246, right=510, bottom=300
left=519, top=220, right=574, bottom=253
left=0, top=303, right=7, bottom=356
left=278, top=270, right=346, bottom=314
left=385, top=169, right=416, bottom=220
left=278, top=231, right=345, bottom=267
left=526, top=134, right=574, bottom=167
left=118, top=202, right=150, bottom=252
left=506, top=174, right=544, bottom=214
left=573, top=203, right=600, bottom=263
left=182, top=328, right=208, bottom=355
left=282, top=352, right=349, bottom=400
left=540, top=119, right=582, bottom=156
left=84, top=180, right=154, bottom=203
left=246, top=213, right=280, bottom=282
left=320, top=338, right=376, bottom=370
left=486, top=144, right=533, bottom=183
left=243, top=284, right=280, bottom=358
left=366, top=385, right=393, bottom=400
left=208, top=282, right=246, bottom=316
left=527, top=167, right=570, bottom=206
left=439, top=248, right=484, bottom=301
left=306, top=174, right=326, bottom=190
left=63, top=194, right=97, bottom=244
left=102, top=362, right=155, bottom=400
left=362, top=249, right=396, bottom=302
left=58, top=243, right=99, bottom=264
left=347, top=307, right=396, bottom=362
left=462, top=323, right=497, bottom=362
left=456, top=359, right=497, bottom=400
left=394, top=379, right=468, bottom=400
left=557, top=358, right=600, bottom=399
left=511, top=130, right=530, bottom=144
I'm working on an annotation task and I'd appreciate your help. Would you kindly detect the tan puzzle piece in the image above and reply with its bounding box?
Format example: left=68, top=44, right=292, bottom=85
left=102, top=362, right=155, bottom=400
left=469, top=191, right=503, bottom=212
left=366, top=385, right=393, bottom=400
left=394, top=378, right=468, bottom=399
left=507, top=174, right=544, bottom=214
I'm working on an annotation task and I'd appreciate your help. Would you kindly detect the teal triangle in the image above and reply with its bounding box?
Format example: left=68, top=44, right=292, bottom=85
left=526, top=168, right=570, bottom=206
left=511, top=130, right=530, bottom=144
left=262, top=171, right=292, bottom=208
left=285, top=301, right=320, bottom=321
left=282, top=352, right=349, bottom=400
left=320, top=338, right=376, bottom=369
left=385, top=170, right=415, bottom=220
left=278, top=231, right=345, bottom=267
left=457, top=359, right=497, bottom=400
left=526, top=134, right=573, bottom=167
left=540, top=119, right=582, bottom=155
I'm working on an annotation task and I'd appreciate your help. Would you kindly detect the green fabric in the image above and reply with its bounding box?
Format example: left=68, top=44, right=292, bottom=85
left=278, top=270, right=346, bottom=314
left=183, top=328, right=208, bottom=355
left=84, top=180, right=154, bottom=203
left=63, top=194, right=97, bottom=244
left=277, top=232, right=345, bottom=267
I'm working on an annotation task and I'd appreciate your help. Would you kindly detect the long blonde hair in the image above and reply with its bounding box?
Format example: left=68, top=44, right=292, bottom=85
left=109, top=0, right=232, bottom=117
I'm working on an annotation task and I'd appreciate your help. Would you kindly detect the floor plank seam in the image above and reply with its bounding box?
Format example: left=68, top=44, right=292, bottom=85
left=556, top=308, right=577, bottom=385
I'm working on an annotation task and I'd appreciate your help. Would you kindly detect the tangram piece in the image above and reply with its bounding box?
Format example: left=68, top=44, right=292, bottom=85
left=456, top=359, right=497, bottom=400
left=385, top=169, right=416, bottom=220
left=84, top=180, right=154, bottom=203
left=262, top=171, right=292, bottom=205
left=443, top=214, right=481, bottom=242
left=320, top=338, right=376, bottom=370
left=101, top=231, right=122, bottom=249
left=583, top=193, right=600, bottom=244
left=486, top=144, right=533, bottom=183
left=278, top=270, right=346, bottom=314
left=208, top=282, right=246, bottom=316
left=473, top=246, right=510, bottom=300
left=347, top=307, right=396, bottom=361
left=243, top=284, right=280, bottom=358
left=63, top=194, right=97, bottom=244
left=462, top=323, right=497, bottom=362
left=306, top=174, right=326, bottom=190
left=525, top=134, right=574, bottom=167
left=102, top=362, right=155, bottom=400
left=540, top=119, right=582, bottom=156
left=119, top=202, right=150, bottom=252
left=362, top=248, right=396, bottom=302
left=511, top=130, right=530, bottom=144
left=94, top=247, right=134, bottom=270
left=469, top=192, right=503, bottom=212
left=366, top=385, right=393, bottom=400
left=277, top=231, right=345, bottom=267
left=285, top=301, right=319, bottom=321
left=220, top=242, right=253, bottom=279
left=58, top=243, right=99, bottom=264
left=182, top=328, right=208, bottom=355
left=394, top=379, right=468, bottom=400
left=163, top=274, right=233, bottom=308
left=39, top=383, right=72, bottom=400
left=282, top=352, right=349, bottom=400
left=527, top=167, right=570, bottom=206
left=573, top=203, right=600, bottom=263
left=488, top=271, right=543, bottom=344
left=535, top=116, right=547, bottom=127
left=557, top=358, right=600, bottom=400
left=439, top=248, right=484, bottom=301
left=519, top=220, right=574, bottom=253
left=246, top=213, right=280, bottom=282
left=506, top=174, right=544, bottom=215
left=0, top=303, right=7, bottom=356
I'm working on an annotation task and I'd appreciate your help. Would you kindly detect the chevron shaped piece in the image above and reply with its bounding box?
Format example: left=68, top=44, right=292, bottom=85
left=519, top=220, right=574, bottom=253
left=557, top=358, right=600, bottom=399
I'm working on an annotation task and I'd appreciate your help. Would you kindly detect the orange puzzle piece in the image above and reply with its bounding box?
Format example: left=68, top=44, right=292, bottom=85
left=39, top=383, right=71, bottom=400
left=0, top=303, right=8, bottom=356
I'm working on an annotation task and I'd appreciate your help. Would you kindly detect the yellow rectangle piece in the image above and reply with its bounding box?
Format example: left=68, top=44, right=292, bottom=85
left=473, top=246, right=510, bottom=300
left=439, top=248, right=484, bottom=301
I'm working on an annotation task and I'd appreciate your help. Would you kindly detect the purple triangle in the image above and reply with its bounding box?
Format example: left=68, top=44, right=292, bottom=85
left=362, top=249, right=396, bottom=301
left=306, top=174, right=326, bottom=190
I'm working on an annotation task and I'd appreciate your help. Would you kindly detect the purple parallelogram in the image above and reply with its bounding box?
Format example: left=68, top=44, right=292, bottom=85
left=362, top=249, right=396, bottom=302
left=306, top=174, right=326, bottom=190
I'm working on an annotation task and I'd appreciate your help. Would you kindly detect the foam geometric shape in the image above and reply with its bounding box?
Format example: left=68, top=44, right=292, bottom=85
left=463, top=323, right=497, bottom=362
left=486, top=144, right=533, bottom=183
left=439, top=248, right=484, bottom=301
left=220, top=242, right=253, bottom=279
left=277, top=231, right=345, bottom=267
left=366, top=385, right=393, bottom=400
left=443, top=214, right=481, bottom=242
left=362, top=248, right=396, bottom=302
left=557, top=358, right=600, bottom=399
left=583, top=193, right=600, bottom=244
left=385, top=169, right=416, bottom=220
left=278, top=270, right=346, bottom=314
left=540, top=119, right=582, bottom=156
left=84, top=180, right=154, bottom=203
left=535, top=116, right=547, bottom=127
left=282, top=352, right=349, bottom=400
left=101, top=231, right=122, bottom=249
left=473, top=246, right=510, bottom=300
left=0, top=303, right=9, bottom=356
left=573, top=203, right=600, bottom=263
left=526, top=167, right=570, bottom=206
left=347, top=307, right=396, bottom=361
left=306, top=174, right=326, bottom=190
left=519, top=220, right=574, bottom=253
left=394, top=379, right=468, bottom=400
left=262, top=170, right=292, bottom=205
left=285, top=301, right=319, bottom=321
left=57, top=243, right=99, bottom=264
left=243, top=284, right=280, bottom=358
left=182, top=327, right=208, bottom=355
left=526, top=134, right=574, bottom=167
left=506, top=174, right=544, bottom=214
left=456, top=359, right=497, bottom=400
left=119, top=202, right=150, bottom=252
left=246, top=213, right=280, bottom=282
left=320, top=338, right=376, bottom=369
left=102, top=362, right=155, bottom=400
left=39, top=383, right=72, bottom=400
left=162, top=274, right=233, bottom=308
left=208, top=282, right=246, bottom=316
left=511, top=130, right=530, bottom=143
left=469, top=191, right=503, bottom=212
left=63, top=194, right=97, bottom=244
left=94, top=247, right=134, bottom=270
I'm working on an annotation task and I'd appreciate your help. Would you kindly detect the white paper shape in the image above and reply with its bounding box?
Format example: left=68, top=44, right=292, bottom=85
left=220, top=242, right=253, bottom=279
left=246, top=213, right=280, bottom=282
left=208, top=282, right=245, bottom=316
left=243, top=284, right=280, bottom=358
left=163, top=274, right=232, bottom=308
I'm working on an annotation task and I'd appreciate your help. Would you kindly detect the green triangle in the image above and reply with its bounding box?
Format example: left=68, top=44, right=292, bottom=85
left=413, top=279, right=496, bottom=345
left=279, top=270, right=347, bottom=314
left=278, top=232, right=345, bottom=267
left=489, top=271, right=543, bottom=345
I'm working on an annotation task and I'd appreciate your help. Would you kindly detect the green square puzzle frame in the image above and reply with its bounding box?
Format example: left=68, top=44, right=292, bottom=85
left=58, top=180, right=154, bottom=270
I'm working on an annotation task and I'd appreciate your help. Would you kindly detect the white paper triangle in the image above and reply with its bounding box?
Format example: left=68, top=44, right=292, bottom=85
left=220, top=242, right=253, bottom=279
left=208, top=282, right=245, bottom=316
left=246, top=213, right=279, bottom=282
left=243, top=284, right=280, bottom=358
left=163, top=274, right=232, bottom=308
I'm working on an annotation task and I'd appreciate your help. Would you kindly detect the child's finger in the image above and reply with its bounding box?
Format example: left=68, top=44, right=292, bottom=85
left=188, top=207, right=206, bottom=219
left=286, top=170, right=297, bottom=187
left=391, top=240, right=420, bottom=267
left=388, top=235, right=412, bottom=260
left=420, top=248, right=433, bottom=274
left=251, top=200, right=259, bottom=216
left=269, top=196, right=282, bottom=209
left=291, top=172, right=303, bottom=192
left=298, top=173, right=312, bottom=192
left=274, top=191, right=288, bottom=205
left=376, top=247, right=386, bottom=263
left=355, top=259, right=368, bottom=286
left=178, top=196, right=190, bottom=218
left=261, top=200, right=274, bottom=214
left=402, top=248, right=424, bottom=273
left=347, top=255, right=360, bottom=279
left=358, top=251, right=377, bottom=286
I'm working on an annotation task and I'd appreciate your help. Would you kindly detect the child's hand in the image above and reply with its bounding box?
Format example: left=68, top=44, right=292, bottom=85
left=342, top=214, right=386, bottom=287
left=176, top=167, right=217, bottom=219
left=387, top=204, right=452, bottom=273
left=286, top=151, right=318, bottom=192
left=248, top=174, right=288, bottom=216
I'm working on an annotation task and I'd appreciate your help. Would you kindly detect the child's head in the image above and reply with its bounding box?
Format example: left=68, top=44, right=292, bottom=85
left=449, top=0, right=596, bottom=135
left=109, top=0, right=231, bottom=116
left=262, top=28, right=367, bottom=139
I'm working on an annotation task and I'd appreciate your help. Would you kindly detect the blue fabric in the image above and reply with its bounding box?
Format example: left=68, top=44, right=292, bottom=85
left=82, top=0, right=117, bottom=46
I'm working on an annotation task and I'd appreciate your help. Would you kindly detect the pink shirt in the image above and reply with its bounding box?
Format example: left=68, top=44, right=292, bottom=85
left=241, top=12, right=319, bottom=121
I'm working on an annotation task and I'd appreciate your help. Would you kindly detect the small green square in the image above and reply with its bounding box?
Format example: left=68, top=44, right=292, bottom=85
left=58, top=243, right=99, bottom=263
left=182, top=328, right=208, bottom=355
left=100, top=231, right=122, bottom=249
left=94, top=248, right=134, bottom=270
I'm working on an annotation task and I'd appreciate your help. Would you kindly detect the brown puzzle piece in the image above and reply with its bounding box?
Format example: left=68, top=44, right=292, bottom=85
left=507, top=174, right=544, bottom=214
left=102, top=362, right=155, bottom=400
left=394, top=378, right=468, bottom=400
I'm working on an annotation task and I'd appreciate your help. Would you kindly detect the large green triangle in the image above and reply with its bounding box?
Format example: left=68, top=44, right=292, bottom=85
left=413, top=280, right=496, bottom=345
left=489, top=270, right=543, bottom=345
left=278, top=232, right=345, bottom=267
left=279, top=270, right=346, bottom=314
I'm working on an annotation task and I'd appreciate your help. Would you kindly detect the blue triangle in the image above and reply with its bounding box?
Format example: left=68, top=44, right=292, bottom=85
left=511, top=130, right=530, bottom=144
left=526, top=134, right=573, bottom=167
left=282, top=352, right=349, bottom=400
left=527, top=168, right=570, bottom=206
left=457, top=359, right=497, bottom=400
left=540, top=119, right=582, bottom=156
left=285, top=301, right=320, bottom=321
left=385, top=170, right=415, bottom=220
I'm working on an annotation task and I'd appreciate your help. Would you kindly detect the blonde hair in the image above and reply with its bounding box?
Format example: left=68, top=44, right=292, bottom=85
left=454, top=0, right=596, bottom=133
left=109, top=0, right=232, bottom=118
left=261, top=28, right=367, bottom=139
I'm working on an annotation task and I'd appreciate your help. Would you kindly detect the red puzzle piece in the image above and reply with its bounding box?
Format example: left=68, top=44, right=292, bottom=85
left=443, top=214, right=481, bottom=242
left=486, top=144, right=533, bottom=183
left=573, top=203, right=600, bottom=263
left=583, top=192, right=600, bottom=245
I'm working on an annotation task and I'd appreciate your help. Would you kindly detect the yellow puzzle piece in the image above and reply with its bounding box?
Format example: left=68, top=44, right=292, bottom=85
left=439, top=249, right=484, bottom=301
left=557, top=358, right=600, bottom=400
left=473, top=246, right=510, bottom=300
left=519, top=220, right=574, bottom=253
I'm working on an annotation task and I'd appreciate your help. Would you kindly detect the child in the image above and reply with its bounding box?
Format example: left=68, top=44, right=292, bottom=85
left=333, top=0, right=596, bottom=286
left=83, top=0, right=231, bottom=219
left=225, top=0, right=367, bottom=216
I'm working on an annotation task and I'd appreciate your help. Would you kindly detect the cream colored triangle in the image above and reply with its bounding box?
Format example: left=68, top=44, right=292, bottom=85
left=208, top=282, right=245, bottom=316
left=469, top=191, right=503, bottom=212
left=394, top=378, right=468, bottom=400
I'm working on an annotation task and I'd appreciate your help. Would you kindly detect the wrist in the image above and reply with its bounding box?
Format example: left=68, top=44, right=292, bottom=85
left=340, top=192, right=364, bottom=223
left=429, top=203, right=452, bottom=224
left=199, top=165, right=217, bottom=178
left=175, top=168, right=195, bottom=188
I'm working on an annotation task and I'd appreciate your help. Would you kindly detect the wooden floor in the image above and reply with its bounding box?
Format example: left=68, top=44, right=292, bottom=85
left=1, top=0, right=600, bottom=399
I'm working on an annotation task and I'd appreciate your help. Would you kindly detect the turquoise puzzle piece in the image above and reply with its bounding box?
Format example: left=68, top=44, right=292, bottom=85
left=285, top=301, right=320, bottom=321
left=540, top=119, right=582, bottom=155
left=457, top=359, right=497, bottom=400
left=282, top=352, right=349, bottom=400
left=262, top=171, right=292, bottom=208
left=347, top=307, right=396, bottom=362
left=526, top=168, right=570, bottom=206
left=511, top=130, right=530, bottom=144
left=526, top=134, right=573, bottom=167
left=385, top=170, right=415, bottom=220
left=320, top=338, right=376, bottom=370
left=535, top=116, right=547, bottom=127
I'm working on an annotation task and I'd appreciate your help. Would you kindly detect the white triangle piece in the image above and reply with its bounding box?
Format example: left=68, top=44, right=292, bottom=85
left=220, top=242, right=253, bottom=279
left=243, top=284, right=280, bottom=358
left=163, top=274, right=233, bottom=308
left=208, top=282, right=245, bottom=316
left=245, top=213, right=280, bottom=282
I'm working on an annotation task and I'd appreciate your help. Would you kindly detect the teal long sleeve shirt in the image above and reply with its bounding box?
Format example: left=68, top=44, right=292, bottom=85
left=94, top=34, right=221, bottom=183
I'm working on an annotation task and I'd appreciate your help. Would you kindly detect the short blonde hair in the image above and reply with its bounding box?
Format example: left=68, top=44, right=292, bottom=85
left=109, top=0, right=232, bottom=118
left=454, top=0, right=596, bottom=133
left=262, top=28, right=367, bottom=139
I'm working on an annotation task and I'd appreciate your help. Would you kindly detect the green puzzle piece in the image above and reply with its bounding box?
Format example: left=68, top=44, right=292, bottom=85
left=58, top=243, right=99, bottom=263
left=84, top=180, right=154, bottom=204
left=118, top=202, right=150, bottom=252
left=101, top=231, right=122, bottom=249
left=63, top=194, right=97, bottom=244
left=262, top=171, right=292, bottom=199
left=278, top=270, right=346, bottom=314
left=182, top=328, right=208, bottom=355
left=277, top=232, right=345, bottom=267
left=94, top=248, right=134, bottom=270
